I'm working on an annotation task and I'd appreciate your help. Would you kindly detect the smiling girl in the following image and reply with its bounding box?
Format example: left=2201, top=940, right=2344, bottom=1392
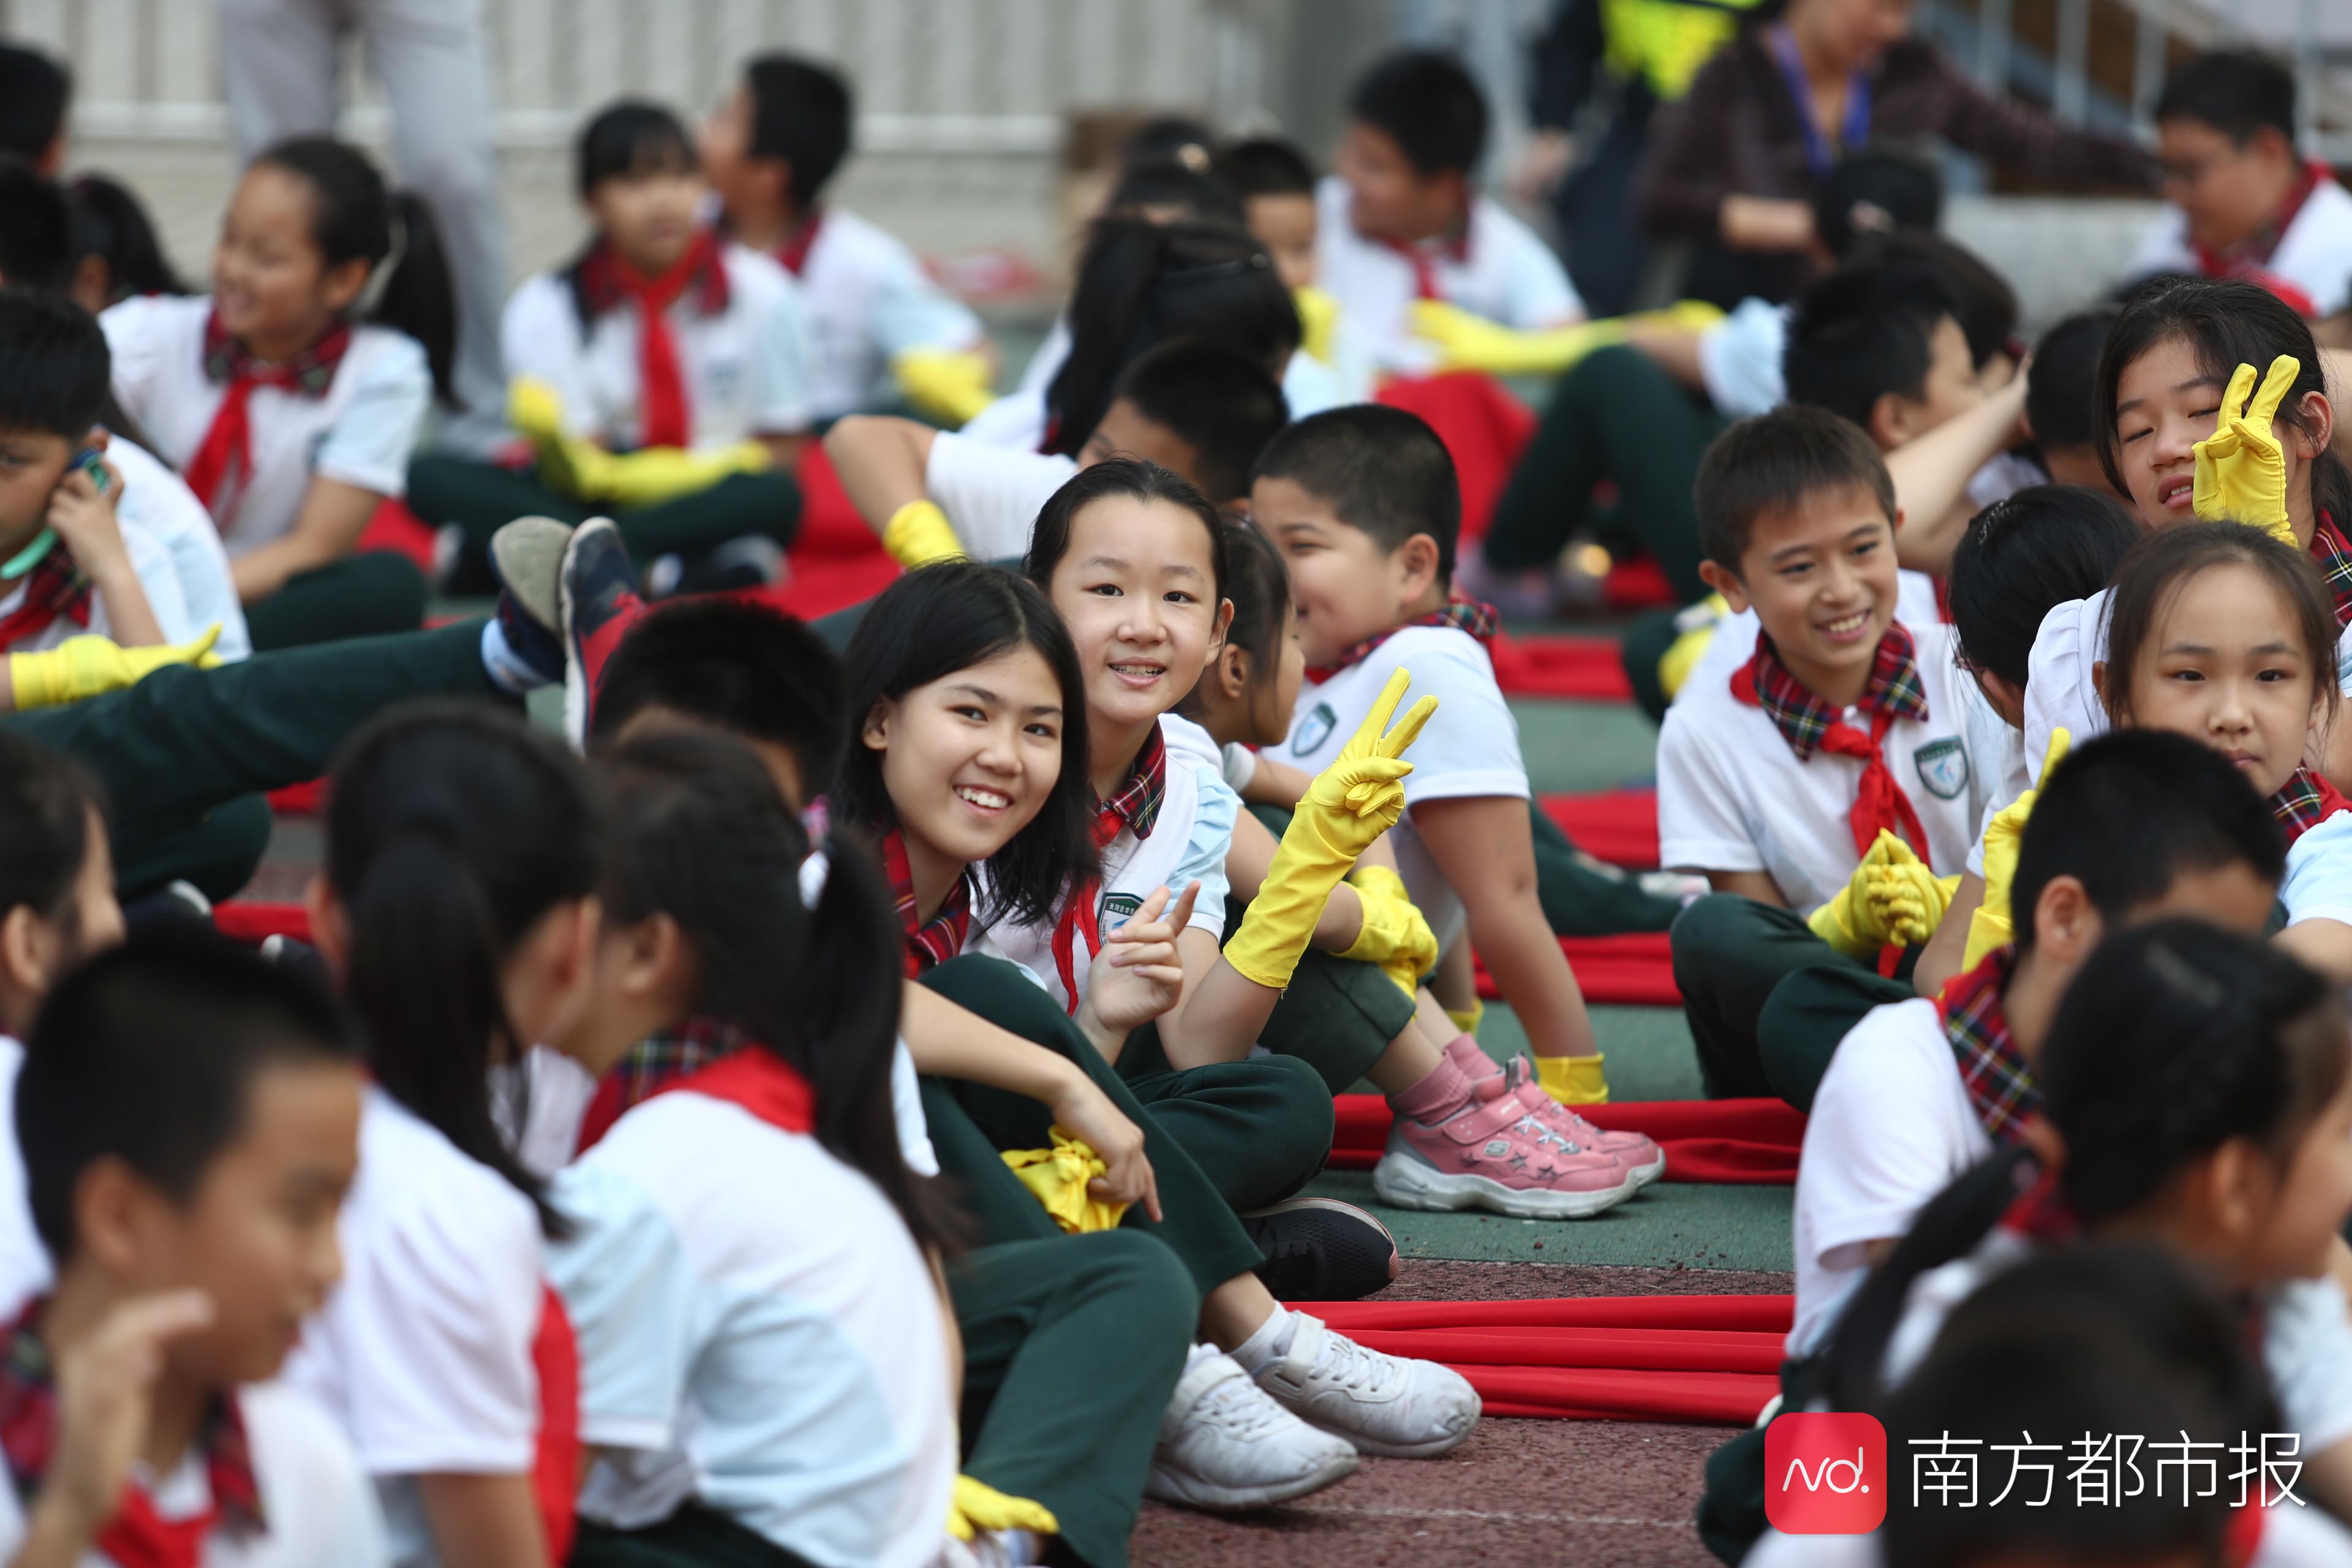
left=101, top=137, right=453, bottom=649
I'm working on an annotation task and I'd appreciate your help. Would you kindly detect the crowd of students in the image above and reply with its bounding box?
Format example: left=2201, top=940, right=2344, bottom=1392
left=0, top=10, right=2348, bottom=1567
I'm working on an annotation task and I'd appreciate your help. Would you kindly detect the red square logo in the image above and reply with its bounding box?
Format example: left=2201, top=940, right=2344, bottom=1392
left=1765, top=1412, right=1888, bottom=1534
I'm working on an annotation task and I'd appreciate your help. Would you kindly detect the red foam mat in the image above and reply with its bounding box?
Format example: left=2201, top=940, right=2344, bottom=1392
left=1487, top=633, right=1632, bottom=702
left=1478, top=931, right=1679, bottom=1006
left=1331, top=1093, right=1803, bottom=1185
left=214, top=902, right=311, bottom=944
left=1537, top=788, right=1659, bottom=869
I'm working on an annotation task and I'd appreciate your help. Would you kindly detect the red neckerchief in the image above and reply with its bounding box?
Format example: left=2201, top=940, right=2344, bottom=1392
left=655, top=1043, right=816, bottom=1135
left=1377, top=221, right=1472, bottom=301
left=182, top=308, right=350, bottom=520
left=528, top=1287, right=579, bottom=1566
left=573, top=230, right=730, bottom=450
left=2195, top=161, right=2329, bottom=281
left=1733, top=625, right=1933, bottom=858
left=1937, top=947, right=2042, bottom=1148
left=1052, top=728, right=1168, bottom=1013
left=0, top=1298, right=265, bottom=1567
left=2268, top=766, right=2351, bottom=847
left=0, top=549, right=93, bottom=650
left=2307, top=510, right=2352, bottom=633
left=774, top=211, right=825, bottom=277
left=1303, top=595, right=1499, bottom=685
left=881, top=826, right=971, bottom=978
left=1994, top=1159, right=2078, bottom=1244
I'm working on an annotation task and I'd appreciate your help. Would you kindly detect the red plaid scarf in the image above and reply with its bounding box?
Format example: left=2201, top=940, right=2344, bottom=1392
left=881, top=827, right=971, bottom=977
left=1735, top=625, right=1932, bottom=859
left=574, top=229, right=730, bottom=450
left=1303, top=595, right=1499, bottom=684
left=774, top=211, right=825, bottom=277
left=0, top=1299, right=264, bottom=1568
left=0, top=549, right=92, bottom=650
left=2195, top=162, right=2329, bottom=282
left=1938, top=947, right=2041, bottom=1147
left=2269, top=766, right=2351, bottom=847
left=1052, top=726, right=1168, bottom=1012
left=182, top=308, right=350, bottom=520
left=2307, top=511, right=2352, bottom=633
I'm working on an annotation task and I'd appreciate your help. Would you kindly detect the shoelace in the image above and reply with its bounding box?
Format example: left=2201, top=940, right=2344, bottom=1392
left=1194, top=1368, right=1292, bottom=1438
left=1308, top=1327, right=1399, bottom=1396
left=1514, top=1111, right=1581, bottom=1153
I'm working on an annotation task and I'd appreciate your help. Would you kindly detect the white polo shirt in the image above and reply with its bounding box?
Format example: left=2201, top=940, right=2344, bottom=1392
left=967, top=713, right=1236, bottom=1012
left=500, top=242, right=815, bottom=453
left=283, top=1088, right=548, bottom=1568
left=0, top=1037, right=45, bottom=1319
left=922, top=431, right=1077, bottom=562
left=107, top=435, right=252, bottom=660
left=1659, top=622, right=1995, bottom=913
left=1790, top=997, right=1994, bottom=1357
left=2130, top=175, right=2352, bottom=318
left=101, top=295, right=431, bottom=556
left=788, top=208, right=983, bottom=421
left=549, top=1082, right=954, bottom=1568
left=0, top=1381, right=391, bottom=1567
left=1284, top=625, right=1528, bottom=956
left=1311, top=177, right=1582, bottom=375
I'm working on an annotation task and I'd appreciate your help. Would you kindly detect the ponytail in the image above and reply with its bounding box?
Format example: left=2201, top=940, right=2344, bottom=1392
left=372, top=190, right=459, bottom=408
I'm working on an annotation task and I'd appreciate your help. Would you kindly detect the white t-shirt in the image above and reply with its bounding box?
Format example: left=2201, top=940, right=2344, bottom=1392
left=106, top=436, right=251, bottom=660
left=549, top=1085, right=954, bottom=1568
left=1659, top=622, right=1997, bottom=913
left=789, top=207, right=983, bottom=422
left=955, top=386, right=1050, bottom=453
left=1283, top=625, right=1528, bottom=955
left=0, top=1038, right=45, bottom=1318
left=1790, top=997, right=1996, bottom=1357
left=283, top=1089, right=548, bottom=1568
left=102, top=295, right=431, bottom=556
left=2283, top=812, right=2352, bottom=930
left=2130, top=176, right=2352, bottom=319
left=1312, top=178, right=1583, bottom=374
left=0, top=1381, right=391, bottom=1568
left=967, top=713, right=1235, bottom=1012
left=499, top=243, right=815, bottom=453
left=922, top=432, right=1077, bottom=562
left=1680, top=570, right=1947, bottom=706
left=1697, top=297, right=1790, bottom=418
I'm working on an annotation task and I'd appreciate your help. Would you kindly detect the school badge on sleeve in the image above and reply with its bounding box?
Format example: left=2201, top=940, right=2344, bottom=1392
left=1913, top=738, right=1970, bottom=800
left=1291, top=702, right=1338, bottom=757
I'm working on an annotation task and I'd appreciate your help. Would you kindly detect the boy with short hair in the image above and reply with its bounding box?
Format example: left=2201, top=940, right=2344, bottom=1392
left=698, top=52, right=993, bottom=424
left=1317, top=48, right=1583, bottom=373
left=1787, top=729, right=2285, bottom=1354
left=1214, top=138, right=1320, bottom=294
left=1660, top=406, right=2001, bottom=1101
left=2021, top=306, right=2121, bottom=492
left=0, top=45, right=69, bottom=173
left=1, top=929, right=387, bottom=1566
left=2132, top=50, right=2352, bottom=318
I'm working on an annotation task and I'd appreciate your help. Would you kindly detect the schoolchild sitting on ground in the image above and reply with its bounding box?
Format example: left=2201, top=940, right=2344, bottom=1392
left=1661, top=407, right=2000, bottom=1099
left=408, top=101, right=812, bottom=592
left=0, top=931, right=390, bottom=1565
left=102, top=138, right=453, bottom=650
left=698, top=52, right=994, bottom=425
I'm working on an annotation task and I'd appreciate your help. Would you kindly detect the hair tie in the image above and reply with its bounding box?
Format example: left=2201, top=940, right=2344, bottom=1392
left=355, top=203, right=409, bottom=317
left=797, top=848, right=831, bottom=909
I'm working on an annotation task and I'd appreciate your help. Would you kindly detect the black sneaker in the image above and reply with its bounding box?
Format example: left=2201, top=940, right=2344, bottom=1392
left=1240, top=1197, right=1398, bottom=1302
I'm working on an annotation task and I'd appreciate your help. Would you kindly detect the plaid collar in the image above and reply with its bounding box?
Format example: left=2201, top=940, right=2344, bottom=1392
left=2270, top=766, right=2352, bottom=847
left=1744, top=624, right=1929, bottom=761
left=200, top=309, right=349, bottom=398
left=603, top=1016, right=747, bottom=1128
left=0, top=548, right=94, bottom=651
left=881, top=826, right=971, bottom=976
left=574, top=228, right=731, bottom=323
left=0, top=1298, right=265, bottom=1543
left=1938, top=946, right=2040, bottom=1147
left=1096, top=725, right=1167, bottom=846
left=1304, top=595, right=1499, bottom=685
left=2308, top=511, right=2352, bottom=633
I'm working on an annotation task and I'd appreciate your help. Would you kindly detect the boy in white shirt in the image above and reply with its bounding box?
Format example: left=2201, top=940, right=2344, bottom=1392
left=1659, top=407, right=2000, bottom=1102
left=2131, top=51, right=2352, bottom=319
left=1787, top=729, right=2285, bottom=1356
left=0, top=931, right=388, bottom=1567
left=698, top=52, right=993, bottom=426
left=1317, top=49, right=1583, bottom=375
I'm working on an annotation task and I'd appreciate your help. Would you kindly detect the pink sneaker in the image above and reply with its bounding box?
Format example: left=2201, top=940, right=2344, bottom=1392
left=1501, top=1057, right=1667, bottom=1188
left=1373, top=1083, right=1637, bottom=1219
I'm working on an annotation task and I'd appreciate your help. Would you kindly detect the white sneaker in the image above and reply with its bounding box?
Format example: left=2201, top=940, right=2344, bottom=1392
left=1146, top=1349, right=1359, bottom=1510
left=1251, top=1313, right=1480, bottom=1458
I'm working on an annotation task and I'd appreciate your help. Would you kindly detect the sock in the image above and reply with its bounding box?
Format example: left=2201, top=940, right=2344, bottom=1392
left=1185, top=1341, right=1224, bottom=1373
left=1446, top=998, right=1483, bottom=1037
left=478, top=619, right=545, bottom=696
left=1440, top=1032, right=1503, bottom=1084
left=1388, top=1054, right=1476, bottom=1123
left=1538, top=1052, right=1609, bottom=1105
left=1229, top=1306, right=1297, bottom=1374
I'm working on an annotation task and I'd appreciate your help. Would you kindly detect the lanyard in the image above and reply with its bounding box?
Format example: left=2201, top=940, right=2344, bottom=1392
left=1770, top=25, right=1871, bottom=176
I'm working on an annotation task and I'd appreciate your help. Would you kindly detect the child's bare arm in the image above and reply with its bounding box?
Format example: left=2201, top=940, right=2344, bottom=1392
left=1703, top=868, right=1787, bottom=905
left=2278, top=918, right=2352, bottom=984
left=821, top=415, right=938, bottom=532
left=1414, top=796, right=1599, bottom=1058
left=1242, top=755, right=1313, bottom=807
left=47, top=461, right=164, bottom=647
left=1914, top=872, right=1985, bottom=996
left=415, top=1474, right=550, bottom=1568
left=230, top=476, right=377, bottom=605
left=1623, top=325, right=1708, bottom=390
left=1887, top=373, right=2030, bottom=576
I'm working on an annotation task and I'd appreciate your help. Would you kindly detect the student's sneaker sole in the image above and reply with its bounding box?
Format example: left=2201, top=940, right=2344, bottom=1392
left=557, top=516, right=646, bottom=748
left=1240, top=1197, right=1398, bottom=1301
left=1370, top=1149, right=1636, bottom=1219
left=1144, top=1450, right=1361, bottom=1513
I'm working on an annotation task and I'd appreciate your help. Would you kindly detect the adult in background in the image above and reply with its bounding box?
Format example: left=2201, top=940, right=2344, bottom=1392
left=216, top=0, right=510, bottom=448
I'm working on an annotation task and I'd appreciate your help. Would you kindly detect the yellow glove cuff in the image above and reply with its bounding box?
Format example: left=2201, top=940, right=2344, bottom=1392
left=1446, top=999, right=1485, bottom=1038
left=1295, top=286, right=1341, bottom=366
left=1961, top=903, right=2012, bottom=974
left=9, top=626, right=222, bottom=712
left=893, top=348, right=997, bottom=428
left=1806, top=886, right=1878, bottom=960
left=1001, top=1129, right=1127, bottom=1234
left=884, top=499, right=967, bottom=568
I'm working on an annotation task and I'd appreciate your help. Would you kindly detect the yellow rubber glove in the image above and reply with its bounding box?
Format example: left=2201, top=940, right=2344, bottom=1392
left=1338, top=863, right=1439, bottom=998
left=1446, top=998, right=1484, bottom=1038
left=1294, top=285, right=1341, bottom=366
left=1657, top=593, right=1730, bottom=701
left=1860, top=858, right=1961, bottom=949
left=1807, top=829, right=1923, bottom=958
left=893, top=347, right=997, bottom=428
left=947, top=1475, right=1058, bottom=1545
left=1964, top=729, right=2073, bottom=972
left=1409, top=299, right=1723, bottom=377
left=1224, top=667, right=1438, bottom=990
left=2193, top=356, right=2301, bottom=546
left=508, top=375, right=770, bottom=507
left=1537, top=1052, right=1610, bottom=1106
left=1001, top=1129, right=1128, bottom=1234
left=9, top=625, right=224, bottom=712
left=882, top=499, right=967, bottom=568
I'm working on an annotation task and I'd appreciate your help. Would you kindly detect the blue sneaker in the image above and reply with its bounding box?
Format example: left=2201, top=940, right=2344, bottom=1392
left=486, top=516, right=572, bottom=689
left=560, top=517, right=646, bottom=747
